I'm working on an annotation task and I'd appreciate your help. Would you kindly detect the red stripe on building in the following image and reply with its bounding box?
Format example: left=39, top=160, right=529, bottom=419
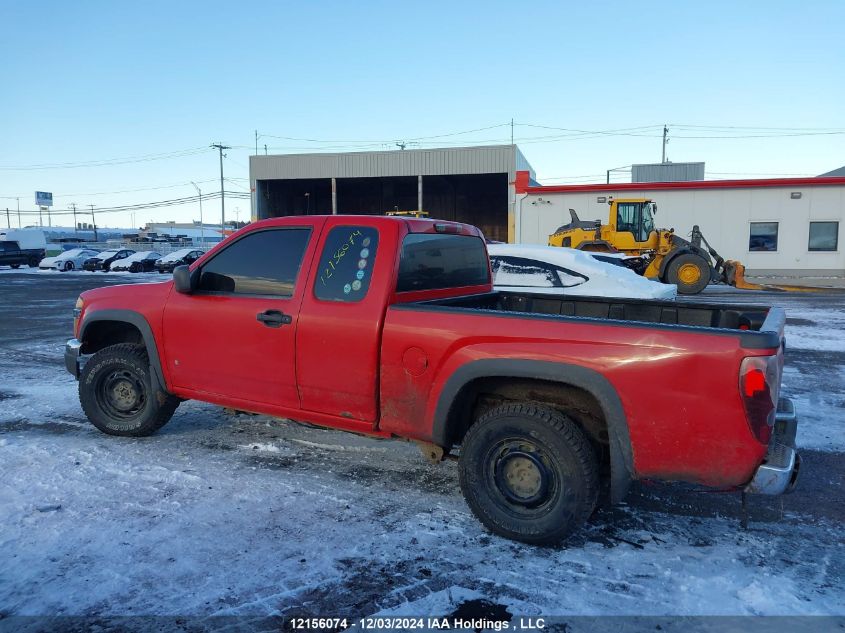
left=514, top=172, right=845, bottom=194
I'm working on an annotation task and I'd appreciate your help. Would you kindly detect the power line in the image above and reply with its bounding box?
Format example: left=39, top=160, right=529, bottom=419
left=672, top=123, right=845, bottom=131
left=0, top=147, right=212, bottom=171
left=257, top=122, right=512, bottom=144
left=0, top=178, right=221, bottom=199
left=13, top=191, right=250, bottom=217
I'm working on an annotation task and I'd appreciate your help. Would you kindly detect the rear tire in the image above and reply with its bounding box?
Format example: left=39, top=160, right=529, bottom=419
left=458, top=403, right=599, bottom=545
left=11, top=264, right=20, bottom=269
left=79, top=343, right=179, bottom=437
left=666, top=253, right=710, bottom=295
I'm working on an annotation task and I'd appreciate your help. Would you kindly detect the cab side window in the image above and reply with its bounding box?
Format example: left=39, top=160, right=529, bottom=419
left=314, top=226, right=379, bottom=302
left=616, top=203, right=639, bottom=235
left=197, top=228, right=311, bottom=296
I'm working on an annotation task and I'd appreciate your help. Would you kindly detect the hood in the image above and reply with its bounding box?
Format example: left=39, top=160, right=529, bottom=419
left=39, top=256, right=58, bottom=266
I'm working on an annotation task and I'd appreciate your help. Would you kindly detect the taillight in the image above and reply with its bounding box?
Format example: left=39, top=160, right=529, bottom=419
left=739, top=355, right=780, bottom=444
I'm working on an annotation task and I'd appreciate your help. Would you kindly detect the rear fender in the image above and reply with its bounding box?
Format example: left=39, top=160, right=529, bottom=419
left=431, top=358, right=634, bottom=503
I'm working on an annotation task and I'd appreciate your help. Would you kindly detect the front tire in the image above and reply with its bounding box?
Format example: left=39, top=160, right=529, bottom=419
left=64, top=261, right=75, bottom=271
left=458, top=403, right=599, bottom=545
left=79, top=343, right=179, bottom=436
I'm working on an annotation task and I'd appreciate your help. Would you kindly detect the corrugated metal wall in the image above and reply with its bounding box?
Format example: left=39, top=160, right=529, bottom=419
left=250, top=145, right=519, bottom=180
left=632, top=162, right=705, bottom=183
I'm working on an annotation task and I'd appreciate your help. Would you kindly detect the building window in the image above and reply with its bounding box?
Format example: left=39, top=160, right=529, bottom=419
left=749, top=222, right=778, bottom=252
left=808, top=222, right=839, bottom=252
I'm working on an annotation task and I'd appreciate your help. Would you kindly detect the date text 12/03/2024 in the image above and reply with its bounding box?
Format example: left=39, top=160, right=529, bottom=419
left=288, top=617, right=545, bottom=630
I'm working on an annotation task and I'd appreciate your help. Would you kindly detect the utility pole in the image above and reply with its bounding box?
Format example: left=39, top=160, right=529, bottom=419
left=191, top=181, right=205, bottom=245
left=255, top=130, right=259, bottom=155
left=16, top=197, right=20, bottom=228
left=511, top=118, right=514, bottom=145
left=662, top=125, right=669, bottom=163
left=264, top=144, right=267, bottom=155
left=70, top=203, right=78, bottom=233
left=5, top=208, right=9, bottom=228
left=89, top=204, right=98, bottom=241
left=211, top=142, right=231, bottom=236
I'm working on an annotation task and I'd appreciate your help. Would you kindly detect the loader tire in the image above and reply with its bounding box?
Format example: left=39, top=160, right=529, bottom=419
left=666, top=253, right=710, bottom=295
left=459, top=403, right=599, bottom=545
left=79, top=343, right=179, bottom=437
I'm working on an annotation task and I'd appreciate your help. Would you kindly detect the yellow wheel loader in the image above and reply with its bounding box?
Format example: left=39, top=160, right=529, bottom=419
left=548, top=198, right=818, bottom=295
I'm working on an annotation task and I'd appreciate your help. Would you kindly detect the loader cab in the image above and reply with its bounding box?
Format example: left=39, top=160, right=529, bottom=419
left=609, top=199, right=658, bottom=246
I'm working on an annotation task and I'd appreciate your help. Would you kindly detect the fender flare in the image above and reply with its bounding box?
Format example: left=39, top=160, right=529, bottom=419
left=79, top=309, right=168, bottom=392
left=431, top=358, right=634, bottom=503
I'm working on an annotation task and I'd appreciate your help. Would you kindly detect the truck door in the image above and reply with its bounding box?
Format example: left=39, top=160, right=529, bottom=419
left=162, top=223, right=319, bottom=408
left=295, top=219, right=397, bottom=423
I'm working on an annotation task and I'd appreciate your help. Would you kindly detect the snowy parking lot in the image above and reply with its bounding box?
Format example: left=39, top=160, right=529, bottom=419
left=1, top=268, right=844, bottom=626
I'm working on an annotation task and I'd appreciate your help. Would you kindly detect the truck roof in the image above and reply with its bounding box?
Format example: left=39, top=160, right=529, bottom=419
left=249, top=215, right=485, bottom=238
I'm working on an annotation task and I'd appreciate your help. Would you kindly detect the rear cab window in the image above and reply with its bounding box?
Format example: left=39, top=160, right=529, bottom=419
left=397, top=233, right=490, bottom=292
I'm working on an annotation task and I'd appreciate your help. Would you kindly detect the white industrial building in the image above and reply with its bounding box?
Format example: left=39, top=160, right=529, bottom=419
left=515, top=174, right=845, bottom=276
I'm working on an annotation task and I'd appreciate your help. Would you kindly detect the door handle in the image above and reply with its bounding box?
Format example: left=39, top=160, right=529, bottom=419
left=256, top=309, right=292, bottom=328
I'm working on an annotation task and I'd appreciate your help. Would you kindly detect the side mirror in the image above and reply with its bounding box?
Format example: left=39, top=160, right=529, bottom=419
left=173, top=265, right=196, bottom=294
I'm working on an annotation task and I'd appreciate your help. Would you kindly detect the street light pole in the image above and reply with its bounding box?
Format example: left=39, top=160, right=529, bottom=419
left=191, top=181, right=205, bottom=246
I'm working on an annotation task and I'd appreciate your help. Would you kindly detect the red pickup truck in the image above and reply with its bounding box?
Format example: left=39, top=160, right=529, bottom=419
left=65, top=215, right=800, bottom=544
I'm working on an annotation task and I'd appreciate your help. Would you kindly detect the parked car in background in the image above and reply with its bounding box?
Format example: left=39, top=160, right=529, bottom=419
left=82, top=249, right=136, bottom=272
left=487, top=243, right=677, bottom=300
left=154, top=248, right=205, bottom=273
left=111, top=251, right=162, bottom=273
left=0, top=229, right=47, bottom=269
left=39, top=248, right=100, bottom=272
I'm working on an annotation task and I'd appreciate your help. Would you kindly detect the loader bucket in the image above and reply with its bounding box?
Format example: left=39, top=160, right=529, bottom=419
left=724, top=260, right=829, bottom=292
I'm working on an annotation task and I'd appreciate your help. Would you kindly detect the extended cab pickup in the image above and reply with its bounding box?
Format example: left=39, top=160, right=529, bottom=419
left=66, top=215, right=800, bottom=544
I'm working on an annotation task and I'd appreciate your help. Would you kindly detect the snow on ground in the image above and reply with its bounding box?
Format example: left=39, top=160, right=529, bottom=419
left=1, top=384, right=843, bottom=618
left=1, top=272, right=844, bottom=622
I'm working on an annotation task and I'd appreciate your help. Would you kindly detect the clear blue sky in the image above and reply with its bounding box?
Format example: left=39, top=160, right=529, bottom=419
left=2, top=0, right=843, bottom=229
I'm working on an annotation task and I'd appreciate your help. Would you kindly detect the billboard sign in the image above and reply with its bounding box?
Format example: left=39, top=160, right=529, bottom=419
left=35, top=191, right=53, bottom=207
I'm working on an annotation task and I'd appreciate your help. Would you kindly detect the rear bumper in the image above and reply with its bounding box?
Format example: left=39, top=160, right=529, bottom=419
left=745, top=397, right=800, bottom=495
left=65, top=338, right=82, bottom=379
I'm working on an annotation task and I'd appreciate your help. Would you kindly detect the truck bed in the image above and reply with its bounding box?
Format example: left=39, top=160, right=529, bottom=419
left=415, top=291, right=784, bottom=349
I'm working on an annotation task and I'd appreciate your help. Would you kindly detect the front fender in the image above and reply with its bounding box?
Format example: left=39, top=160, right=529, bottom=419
left=79, top=309, right=168, bottom=392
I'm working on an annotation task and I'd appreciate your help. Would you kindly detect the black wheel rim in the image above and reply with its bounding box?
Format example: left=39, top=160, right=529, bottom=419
left=486, top=438, right=558, bottom=514
left=95, top=369, right=146, bottom=420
